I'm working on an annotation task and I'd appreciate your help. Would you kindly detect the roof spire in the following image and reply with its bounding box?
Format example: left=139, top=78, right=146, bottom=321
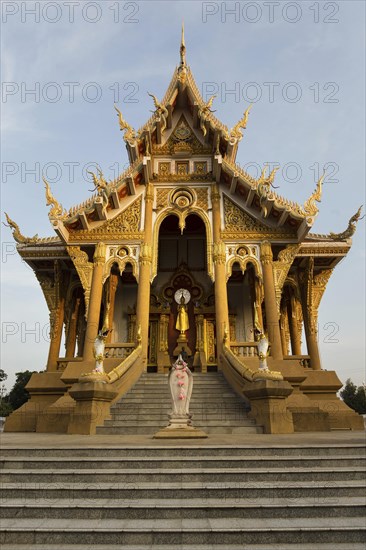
left=180, top=21, right=186, bottom=67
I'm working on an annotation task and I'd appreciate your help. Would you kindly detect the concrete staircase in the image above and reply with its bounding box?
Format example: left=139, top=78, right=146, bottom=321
left=96, top=372, right=262, bottom=435
left=0, top=442, right=365, bottom=548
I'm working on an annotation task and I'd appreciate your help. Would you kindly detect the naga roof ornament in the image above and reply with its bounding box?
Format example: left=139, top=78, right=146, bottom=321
left=228, top=104, right=252, bottom=144
left=114, top=104, right=137, bottom=146
left=329, top=205, right=364, bottom=240
left=148, top=92, right=169, bottom=134
left=303, top=173, right=325, bottom=222
left=43, top=177, right=68, bottom=222
left=3, top=212, right=38, bottom=244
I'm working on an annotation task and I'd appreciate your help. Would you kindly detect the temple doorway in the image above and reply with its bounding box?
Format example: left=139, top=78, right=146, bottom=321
left=151, top=213, right=213, bottom=371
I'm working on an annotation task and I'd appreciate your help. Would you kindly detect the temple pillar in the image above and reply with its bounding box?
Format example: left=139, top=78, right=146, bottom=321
left=46, top=297, right=65, bottom=371
left=211, top=184, right=230, bottom=366
left=287, top=293, right=302, bottom=355
left=65, top=296, right=81, bottom=358
left=300, top=259, right=322, bottom=370
left=260, top=241, right=283, bottom=360
left=83, top=242, right=106, bottom=362
left=157, top=312, right=170, bottom=373
left=136, top=182, right=153, bottom=370
left=106, top=272, right=119, bottom=343
left=194, top=313, right=207, bottom=372
left=302, top=306, right=321, bottom=370
left=280, top=302, right=289, bottom=356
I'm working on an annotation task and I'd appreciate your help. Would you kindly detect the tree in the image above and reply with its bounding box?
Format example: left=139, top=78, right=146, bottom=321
left=340, top=378, right=366, bottom=415
left=7, top=371, right=35, bottom=411
left=0, top=369, right=12, bottom=416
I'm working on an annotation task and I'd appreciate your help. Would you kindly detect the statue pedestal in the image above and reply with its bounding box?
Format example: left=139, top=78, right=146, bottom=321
left=173, top=333, right=192, bottom=356
left=154, top=414, right=207, bottom=439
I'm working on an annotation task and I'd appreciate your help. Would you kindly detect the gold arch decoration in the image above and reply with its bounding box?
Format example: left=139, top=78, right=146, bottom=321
left=226, top=254, right=262, bottom=282
left=152, top=206, right=214, bottom=282
left=102, top=255, right=139, bottom=285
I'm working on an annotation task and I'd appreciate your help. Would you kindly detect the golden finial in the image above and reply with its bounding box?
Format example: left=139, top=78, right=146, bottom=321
left=180, top=21, right=186, bottom=66
left=43, top=177, right=68, bottom=221
left=3, top=212, right=38, bottom=244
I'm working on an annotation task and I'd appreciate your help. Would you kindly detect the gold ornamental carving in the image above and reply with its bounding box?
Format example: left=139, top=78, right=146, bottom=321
left=4, top=213, right=38, bottom=244
left=35, top=265, right=61, bottom=339
left=329, top=205, right=364, bottom=241
left=195, top=187, right=209, bottom=210
left=66, top=246, right=93, bottom=318
left=299, top=259, right=332, bottom=335
left=303, top=173, right=324, bottom=222
left=148, top=92, right=169, bottom=134
left=44, top=177, right=68, bottom=222
left=223, top=195, right=294, bottom=238
left=68, top=196, right=142, bottom=241
left=114, top=105, right=138, bottom=146
left=227, top=104, right=252, bottom=144
left=260, top=241, right=273, bottom=265
left=198, top=95, right=216, bottom=137
left=273, top=244, right=301, bottom=312
left=152, top=115, right=211, bottom=156
left=213, top=241, right=226, bottom=265
left=139, top=243, right=152, bottom=265
left=156, top=188, right=171, bottom=211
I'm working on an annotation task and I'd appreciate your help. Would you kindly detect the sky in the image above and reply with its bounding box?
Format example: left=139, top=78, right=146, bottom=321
left=1, top=0, right=365, bottom=391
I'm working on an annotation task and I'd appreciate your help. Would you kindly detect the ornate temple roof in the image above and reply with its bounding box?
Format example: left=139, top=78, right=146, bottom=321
left=4, top=26, right=362, bottom=273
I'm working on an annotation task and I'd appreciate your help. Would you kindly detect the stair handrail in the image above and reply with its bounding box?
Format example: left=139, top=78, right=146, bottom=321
left=223, top=327, right=283, bottom=382
left=106, top=327, right=143, bottom=384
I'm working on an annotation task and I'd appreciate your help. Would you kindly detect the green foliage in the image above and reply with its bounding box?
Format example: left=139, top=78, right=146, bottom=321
left=7, top=371, right=35, bottom=411
left=0, top=400, right=13, bottom=417
left=340, top=378, right=366, bottom=415
left=0, top=369, right=7, bottom=383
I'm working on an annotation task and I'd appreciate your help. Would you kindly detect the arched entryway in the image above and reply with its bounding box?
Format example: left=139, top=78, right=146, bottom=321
left=151, top=213, right=214, bottom=371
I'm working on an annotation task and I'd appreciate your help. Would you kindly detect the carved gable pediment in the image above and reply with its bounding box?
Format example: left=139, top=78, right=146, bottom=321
left=222, top=195, right=296, bottom=239
left=68, top=195, right=143, bottom=242
left=152, top=115, right=211, bottom=156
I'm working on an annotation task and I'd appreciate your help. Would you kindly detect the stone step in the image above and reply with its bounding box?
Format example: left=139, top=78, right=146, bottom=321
left=1, top=455, right=363, bottom=470
left=2, top=466, right=364, bottom=484
left=1, top=445, right=364, bottom=457
left=1, top=517, right=365, bottom=545
left=106, top=416, right=254, bottom=423
left=2, top=545, right=365, bottom=550
left=1, top=480, right=364, bottom=501
left=96, top=425, right=263, bottom=435
left=1, top=498, right=364, bottom=519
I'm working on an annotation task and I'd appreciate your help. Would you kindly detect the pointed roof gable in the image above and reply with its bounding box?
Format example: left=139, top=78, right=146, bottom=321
left=35, top=28, right=330, bottom=244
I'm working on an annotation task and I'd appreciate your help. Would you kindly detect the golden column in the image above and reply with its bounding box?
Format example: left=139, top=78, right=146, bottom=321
left=46, top=296, right=65, bottom=371
left=287, top=292, right=302, bottom=355
left=211, top=184, right=230, bottom=366
left=65, top=296, right=81, bottom=358
left=279, top=302, right=289, bottom=356
left=136, top=183, right=154, bottom=370
left=300, top=258, right=322, bottom=370
left=83, top=242, right=106, bottom=361
left=106, top=272, right=119, bottom=343
left=260, top=241, right=283, bottom=360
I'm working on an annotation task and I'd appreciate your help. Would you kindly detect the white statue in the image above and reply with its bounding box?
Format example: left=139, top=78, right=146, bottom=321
left=93, top=329, right=110, bottom=373
left=256, top=330, right=270, bottom=371
left=168, top=354, right=193, bottom=417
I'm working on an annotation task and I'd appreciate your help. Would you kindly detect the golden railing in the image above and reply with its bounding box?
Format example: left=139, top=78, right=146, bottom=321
left=105, top=343, right=135, bottom=360
left=230, top=342, right=258, bottom=358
